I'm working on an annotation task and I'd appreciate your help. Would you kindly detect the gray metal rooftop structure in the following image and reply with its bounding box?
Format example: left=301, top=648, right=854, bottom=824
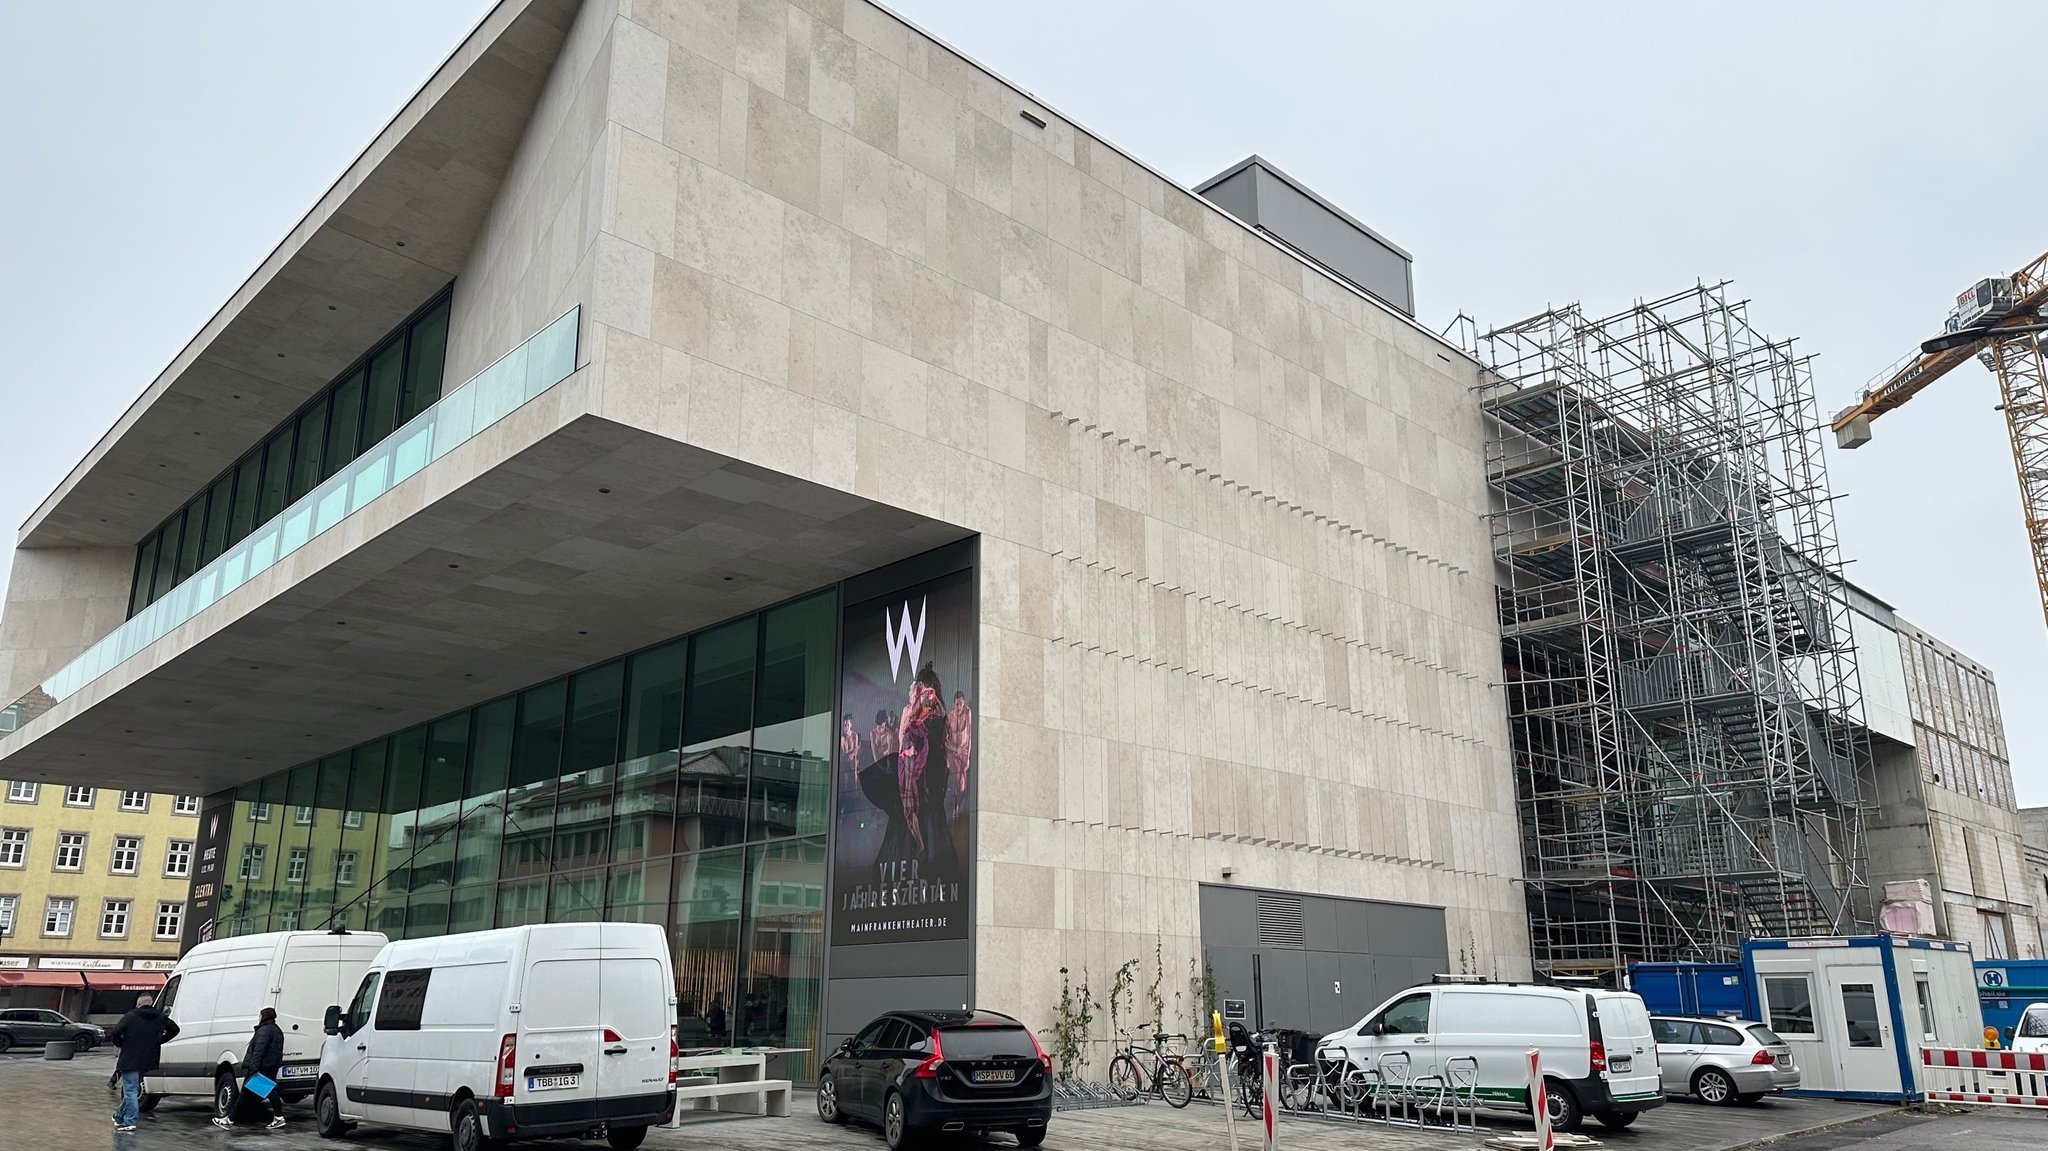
left=1195, top=155, right=1416, bottom=317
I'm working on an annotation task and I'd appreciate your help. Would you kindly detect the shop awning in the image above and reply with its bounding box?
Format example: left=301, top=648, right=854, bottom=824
left=83, top=972, right=165, bottom=991
left=0, top=970, right=88, bottom=988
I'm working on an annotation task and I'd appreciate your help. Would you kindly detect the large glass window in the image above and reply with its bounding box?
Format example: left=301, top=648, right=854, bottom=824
left=149, top=515, right=180, bottom=607
left=173, top=501, right=204, bottom=584
left=555, top=663, right=624, bottom=873
left=256, top=428, right=293, bottom=525
left=204, top=585, right=845, bottom=1063
left=674, top=847, right=745, bottom=1048
left=750, top=595, right=834, bottom=842
left=617, top=641, right=686, bottom=862
left=323, top=370, right=365, bottom=480
left=360, top=341, right=406, bottom=450
left=200, top=475, right=233, bottom=567
left=740, top=837, right=824, bottom=1052
left=287, top=405, right=327, bottom=503
left=681, top=620, right=755, bottom=853
left=454, top=698, right=514, bottom=887
left=128, top=286, right=452, bottom=614
left=501, top=682, right=565, bottom=888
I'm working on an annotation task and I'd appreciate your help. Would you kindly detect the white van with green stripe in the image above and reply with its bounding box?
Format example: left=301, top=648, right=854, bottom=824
left=1318, top=978, right=1664, bottom=1132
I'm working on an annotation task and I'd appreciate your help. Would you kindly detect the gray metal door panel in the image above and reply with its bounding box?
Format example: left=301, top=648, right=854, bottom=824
left=1257, top=950, right=1309, bottom=1031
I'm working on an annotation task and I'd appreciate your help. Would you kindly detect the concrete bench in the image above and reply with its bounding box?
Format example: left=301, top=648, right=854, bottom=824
left=663, top=1051, right=792, bottom=1121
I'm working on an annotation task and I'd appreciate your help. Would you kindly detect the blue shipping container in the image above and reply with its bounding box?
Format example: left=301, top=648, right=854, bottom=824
left=1977, top=958, right=2048, bottom=1042
left=1627, top=961, right=1750, bottom=1018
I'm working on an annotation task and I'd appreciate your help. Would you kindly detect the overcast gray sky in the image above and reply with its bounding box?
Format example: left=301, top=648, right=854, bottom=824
left=3, top=2, right=2041, bottom=800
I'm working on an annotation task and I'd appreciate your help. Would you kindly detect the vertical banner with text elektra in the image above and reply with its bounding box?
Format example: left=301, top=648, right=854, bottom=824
left=832, top=567, right=975, bottom=946
left=181, top=794, right=235, bottom=954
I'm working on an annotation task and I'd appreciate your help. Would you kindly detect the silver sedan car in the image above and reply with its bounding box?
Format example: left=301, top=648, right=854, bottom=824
left=1649, top=1016, right=1799, bottom=1105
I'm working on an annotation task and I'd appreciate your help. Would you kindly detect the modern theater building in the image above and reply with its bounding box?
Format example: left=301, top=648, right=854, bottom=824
left=0, top=0, right=1527, bottom=1057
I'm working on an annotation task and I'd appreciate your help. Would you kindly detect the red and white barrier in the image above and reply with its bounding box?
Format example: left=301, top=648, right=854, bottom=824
left=1920, top=1047, right=2048, bottom=1107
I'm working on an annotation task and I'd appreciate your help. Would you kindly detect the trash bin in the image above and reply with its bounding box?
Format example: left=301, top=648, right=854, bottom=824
left=44, top=1039, right=75, bottom=1061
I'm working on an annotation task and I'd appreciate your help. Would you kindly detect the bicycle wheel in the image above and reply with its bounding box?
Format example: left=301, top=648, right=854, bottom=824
left=1158, top=1059, right=1194, bottom=1109
left=1280, top=1066, right=1318, bottom=1113
left=1237, top=1064, right=1264, bottom=1118
left=1107, top=1054, right=1143, bottom=1101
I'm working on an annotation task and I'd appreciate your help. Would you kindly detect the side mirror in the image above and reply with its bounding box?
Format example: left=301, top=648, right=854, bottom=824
left=839, top=1037, right=857, bottom=1055
left=323, top=1006, right=344, bottom=1036
left=2006, top=1027, right=2017, bottom=1043
left=1371, top=1022, right=1388, bottom=1037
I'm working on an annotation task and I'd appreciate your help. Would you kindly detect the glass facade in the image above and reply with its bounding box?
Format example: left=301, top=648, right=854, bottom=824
left=214, top=590, right=834, bottom=1055
left=130, top=289, right=452, bottom=617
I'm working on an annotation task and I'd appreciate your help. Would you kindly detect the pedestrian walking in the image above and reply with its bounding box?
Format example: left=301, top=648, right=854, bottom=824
left=107, top=993, right=180, bottom=1132
left=213, top=1007, right=286, bottom=1130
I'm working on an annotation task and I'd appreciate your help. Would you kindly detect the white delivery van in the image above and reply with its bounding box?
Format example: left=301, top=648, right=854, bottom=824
left=147, top=930, right=389, bottom=1116
left=1318, top=978, right=1664, bottom=1132
left=313, top=922, right=677, bottom=1150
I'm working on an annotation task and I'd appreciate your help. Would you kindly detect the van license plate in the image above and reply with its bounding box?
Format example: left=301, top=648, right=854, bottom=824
left=527, top=1074, right=580, bottom=1091
left=280, top=1066, right=316, bottom=1079
left=974, top=1070, right=1017, bottom=1084
left=1608, top=1057, right=1631, bottom=1073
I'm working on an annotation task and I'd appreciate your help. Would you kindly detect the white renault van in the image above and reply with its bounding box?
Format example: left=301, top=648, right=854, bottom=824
left=147, top=930, right=388, bottom=1116
left=313, top=922, right=677, bottom=1150
left=1318, top=978, right=1663, bottom=1132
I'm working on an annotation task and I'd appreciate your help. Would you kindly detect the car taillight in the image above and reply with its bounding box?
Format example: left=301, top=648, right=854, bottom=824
left=1589, top=1039, right=1606, bottom=1074
left=1752, top=1048, right=1777, bottom=1065
left=496, top=1034, right=517, bottom=1097
left=912, top=1029, right=945, bottom=1079
left=1026, top=1026, right=1053, bottom=1075
left=669, top=1027, right=680, bottom=1086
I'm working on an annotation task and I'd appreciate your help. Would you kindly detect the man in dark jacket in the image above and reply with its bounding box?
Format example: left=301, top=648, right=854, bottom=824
left=213, top=1007, right=286, bottom=1130
left=108, top=993, right=180, bottom=1132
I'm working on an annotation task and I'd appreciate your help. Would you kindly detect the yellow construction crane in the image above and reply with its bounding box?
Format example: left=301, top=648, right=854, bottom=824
left=1832, top=248, right=2048, bottom=633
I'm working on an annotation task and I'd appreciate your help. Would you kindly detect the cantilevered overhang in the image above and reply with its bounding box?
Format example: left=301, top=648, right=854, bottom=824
left=19, top=0, right=579, bottom=550
left=0, top=382, right=967, bottom=795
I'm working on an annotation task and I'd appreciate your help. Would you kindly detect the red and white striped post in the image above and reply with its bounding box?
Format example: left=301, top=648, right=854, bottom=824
left=1262, top=1042, right=1280, bottom=1151
left=1529, top=1049, right=1553, bottom=1151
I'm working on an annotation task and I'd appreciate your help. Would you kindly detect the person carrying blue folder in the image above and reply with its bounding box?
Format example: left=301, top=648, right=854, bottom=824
left=213, top=1007, right=286, bottom=1130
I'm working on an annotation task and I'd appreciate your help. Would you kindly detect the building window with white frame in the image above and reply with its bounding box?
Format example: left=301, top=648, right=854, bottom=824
left=278, top=909, right=300, bottom=931
left=294, top=806, right=314, bottom=826
left=0, top=894, right=14, bottom=936
left=173, top=794, right=200, bottom=815
left=119, top=791, right=148, bottom=812
left=164, top=839, right=193, bottom=878
left=154, top=901, right=183, bottom=940
left=286, top=847, right=308, bottom=884
left=100, top=899, right=130, bottom=939
left=249, top=802, right=271, bottom=822
left=63, top=786, right=94, bottom=807
left=4, top=781, right=34, bottom=803
left=341, top=809, right=363, bottom=830
left=54, top=832, right=85, bottom=871
left=335, top=850, right=357, bottom=886
left=43, top=896, right=75, bottom=936
left=239, top=843, right=265, bottom=881
left=110, top=835, right=140, bottom=875
left=0, top=829, right=25, bottom=868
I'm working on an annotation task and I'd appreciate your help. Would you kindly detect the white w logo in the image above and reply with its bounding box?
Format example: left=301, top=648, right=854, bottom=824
left=884, top=598, right=928, bottom=683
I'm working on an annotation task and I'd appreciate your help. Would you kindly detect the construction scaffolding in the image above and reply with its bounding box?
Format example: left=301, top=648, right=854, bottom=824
left=1462, top=284, right=1874, bottom=981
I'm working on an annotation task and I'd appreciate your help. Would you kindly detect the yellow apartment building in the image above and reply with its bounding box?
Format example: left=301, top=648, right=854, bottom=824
left=0, top=780, right=201, bottom=1023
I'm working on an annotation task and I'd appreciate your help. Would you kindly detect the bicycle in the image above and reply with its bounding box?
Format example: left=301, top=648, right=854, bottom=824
left=1107, top=1032, right=1194, bottom=1108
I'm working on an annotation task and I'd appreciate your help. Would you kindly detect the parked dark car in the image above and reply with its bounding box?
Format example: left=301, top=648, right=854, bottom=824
left=817, top=1009, right=1052, bottom=1149
left=0, top=1007, right=105, bottom=1052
